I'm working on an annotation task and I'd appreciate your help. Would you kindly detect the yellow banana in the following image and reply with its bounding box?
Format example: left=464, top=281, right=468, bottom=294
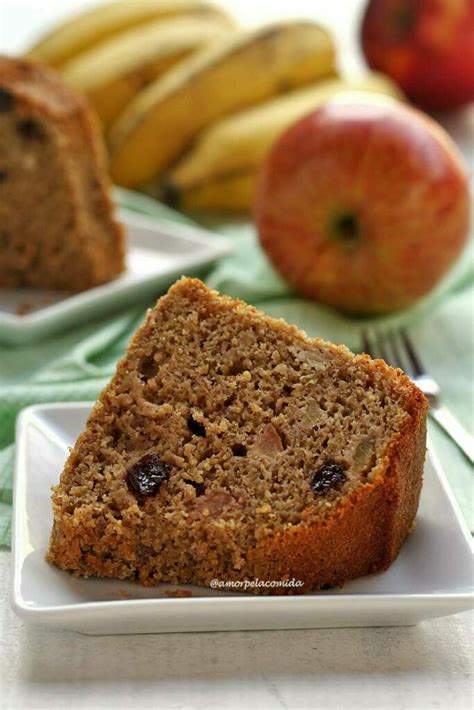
left=108, top=21, right=337, bottom=188
left=161, top=172, right=255, bottom=213
left=26, top=0, right=233, bottom=68
left=62, top=15, right=234, bottom=131
left=167, top=73, right=404, bottom=202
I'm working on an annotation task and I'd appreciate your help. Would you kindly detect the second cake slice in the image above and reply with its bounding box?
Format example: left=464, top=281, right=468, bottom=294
left=0, top=56, right=124, bottom=292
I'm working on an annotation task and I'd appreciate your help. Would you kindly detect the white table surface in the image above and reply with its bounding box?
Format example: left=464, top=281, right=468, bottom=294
left=1, top=549, right=473, bottom=710
left=1, top=1, right=473, bottom=708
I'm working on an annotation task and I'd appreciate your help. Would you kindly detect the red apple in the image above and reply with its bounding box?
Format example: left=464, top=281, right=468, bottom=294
left=254, top=96, right=470, bottom=314
left=361, top=0, right=474, bottom=110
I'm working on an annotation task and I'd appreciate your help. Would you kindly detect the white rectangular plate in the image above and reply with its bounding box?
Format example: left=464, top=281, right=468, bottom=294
left=0, top=211, right=232, bottom=345
left=12, top=403, right=473, bottom=634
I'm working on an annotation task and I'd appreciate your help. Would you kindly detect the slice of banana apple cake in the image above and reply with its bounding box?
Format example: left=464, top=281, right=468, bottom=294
left=0, top=56, right=124, bottom=292
left=47, top=278, right=427, bottom=593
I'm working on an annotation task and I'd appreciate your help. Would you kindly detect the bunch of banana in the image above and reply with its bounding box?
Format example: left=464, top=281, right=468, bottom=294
left=162, top=73, right=404, bottom=212
left=108, top=21, right=337, bottom=188
left=27, top=2, right=401, bottom=216
left=27, top=0, right=233, bottom=68
left=62, top=15, right=234, bottom=130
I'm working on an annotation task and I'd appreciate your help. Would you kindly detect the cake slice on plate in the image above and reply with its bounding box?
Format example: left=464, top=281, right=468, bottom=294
left=0, top=56, right=124, bottom=292
left=47, top=278, right=427, bottom=593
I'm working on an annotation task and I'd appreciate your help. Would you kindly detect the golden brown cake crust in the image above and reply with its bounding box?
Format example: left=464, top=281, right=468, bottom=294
left=0, top=56, right=81, bottom=113
left=0, top=56, right=125, bottom=291
left=250, top=388, right=427, bottom=589
left=47, top=278, right=428, bottom=593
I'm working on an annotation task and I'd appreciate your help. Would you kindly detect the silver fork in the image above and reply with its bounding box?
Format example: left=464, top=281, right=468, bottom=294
left=362, top=328, right=474, bottom=464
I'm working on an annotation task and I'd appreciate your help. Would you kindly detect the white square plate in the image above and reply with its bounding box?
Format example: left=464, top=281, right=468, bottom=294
left=12, top=403, right=473, bottom=635
left=0, top=211, right=232, bottom=345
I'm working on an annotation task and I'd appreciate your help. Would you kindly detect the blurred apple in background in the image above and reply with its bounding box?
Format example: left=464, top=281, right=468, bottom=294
left=361, top=0, right=474, bottom=110
left=254, top=96, right=470, bottom=314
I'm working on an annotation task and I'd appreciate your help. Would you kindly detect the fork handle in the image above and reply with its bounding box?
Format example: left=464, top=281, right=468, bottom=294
left=430, top=406, right=474, bottom=464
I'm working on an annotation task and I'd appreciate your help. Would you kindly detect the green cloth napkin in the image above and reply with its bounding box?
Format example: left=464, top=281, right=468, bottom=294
left=0, top=188, right=472, bottom=545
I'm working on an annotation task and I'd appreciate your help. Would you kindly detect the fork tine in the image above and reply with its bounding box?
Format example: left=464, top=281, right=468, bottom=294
left=361, top=329, right=374, bottom=357
left=387, top=330, right=409, bottom=373
left=400, top=329, right=424, bottom=376
left=374, top=333, right=390, bottom=364
left=361, top=328, right=411, bottom=373
left=362, top=329, right=390, bottom=364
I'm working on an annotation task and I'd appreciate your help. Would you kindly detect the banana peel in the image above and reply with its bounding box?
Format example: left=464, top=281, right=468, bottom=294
left=26, top=0, right=233, bottom=67
left=108, top=21, right=337, bottom=188
left=62, top=15, right=234, bottom=130
left=164, top=74, right=404, bottom=212
left=168, top=73, right=404, bottom=197
left=161, top=171, right=255, bottom=213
